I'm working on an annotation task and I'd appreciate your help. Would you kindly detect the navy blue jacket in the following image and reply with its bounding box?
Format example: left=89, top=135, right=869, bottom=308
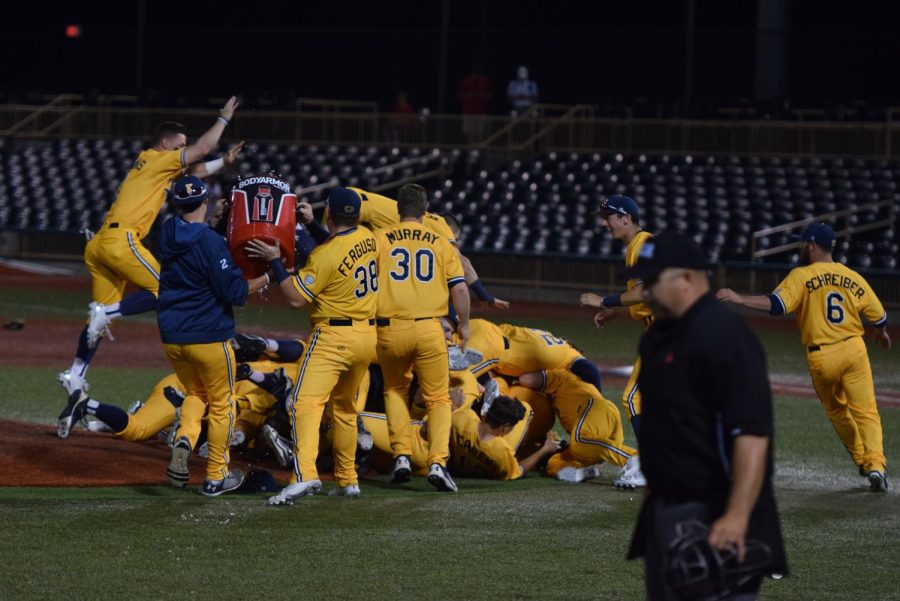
left=157, top=216, right=248, bottom=344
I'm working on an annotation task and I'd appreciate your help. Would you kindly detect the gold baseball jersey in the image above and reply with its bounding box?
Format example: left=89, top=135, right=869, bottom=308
left=450, top=368, right=482, bottom=409
left=624, top=230, right=654, bottom=325
left=292, top=226, right=379, bottom=324
left=376, top=221, right=464, bottom=318
left=772, top=261, right=888, bottom=347
left=461, top=319, right=507, bottom=377
left=448, top=408, right=523, bottom=480
left=104, top=148, right=186, bottom=238
left=349, top=187, right=457, bottom=242
left=496, top=323, right=582, bottom=376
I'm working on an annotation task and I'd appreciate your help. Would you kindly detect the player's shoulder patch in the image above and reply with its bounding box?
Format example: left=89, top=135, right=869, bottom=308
left=304, top=275, right=315, bottom=285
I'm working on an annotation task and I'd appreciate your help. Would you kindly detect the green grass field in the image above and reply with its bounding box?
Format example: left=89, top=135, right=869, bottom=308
left=1, top=281, right=899, bottom=600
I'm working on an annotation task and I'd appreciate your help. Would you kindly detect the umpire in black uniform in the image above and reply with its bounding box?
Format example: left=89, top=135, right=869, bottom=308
left=625, top=232, right=787, bottom=601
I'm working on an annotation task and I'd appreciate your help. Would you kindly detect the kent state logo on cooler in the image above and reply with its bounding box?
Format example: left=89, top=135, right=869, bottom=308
left=252, top=186, right=275, bottom=223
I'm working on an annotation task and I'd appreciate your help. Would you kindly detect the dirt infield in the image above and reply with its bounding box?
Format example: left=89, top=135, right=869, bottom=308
left=0, top=418, right=296, bottom=488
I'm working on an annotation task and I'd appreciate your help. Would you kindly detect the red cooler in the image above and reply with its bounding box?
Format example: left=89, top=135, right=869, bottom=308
left=228, top=174, right=297, bottom=278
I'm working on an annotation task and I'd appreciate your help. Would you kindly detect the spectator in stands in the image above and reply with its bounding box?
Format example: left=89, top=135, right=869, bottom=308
left=506, top=66, right=538, bottom=116
left=459, top=64, right=493, bottom=141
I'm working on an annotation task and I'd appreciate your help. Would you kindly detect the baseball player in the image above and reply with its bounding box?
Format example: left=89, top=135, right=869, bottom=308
left=155, top=176, right=269, bottom=497
left=441, top=317, right=602, bottom=390
left=518, top=368, right=644, bottom=488
left=717, top=223, right=891, bottom=492
left=374, top=184, right=471, bottom=492
left=348, top=187, right=510, bottom=309
left=580, top=195, right=654, bottom=437
left=247, top=187, right=379, bottom=502
left=58, top=98, right=244, bottom=398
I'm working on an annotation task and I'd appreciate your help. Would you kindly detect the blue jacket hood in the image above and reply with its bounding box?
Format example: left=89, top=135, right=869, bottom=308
left=158, top=216, right=207, bottom=262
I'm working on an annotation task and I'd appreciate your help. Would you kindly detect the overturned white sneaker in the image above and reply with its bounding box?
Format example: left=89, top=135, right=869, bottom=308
left=268, top=479, right=322, bottom=505
left=557, top=463, right=604, bottom=484
left=328, top=484, right=361, bottom=497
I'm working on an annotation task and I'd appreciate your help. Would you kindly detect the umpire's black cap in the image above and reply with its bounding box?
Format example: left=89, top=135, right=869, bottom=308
left=626, top=231, right=708, bottom=282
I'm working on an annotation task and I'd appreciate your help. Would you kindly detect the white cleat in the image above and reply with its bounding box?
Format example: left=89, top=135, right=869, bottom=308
left=391, top=455, right=412, bottom=483
left=57, top=369, right=89, bottom=396
left=427, top=462, right=458, bottom=493
left=86, top=302, right=114, bottom=348
left=268, top=479, right=322, bottom=505
left=557, top=463, right=604, bottom=484
left=328, top=484, right=361, bottom=497
left=613, top=454, right=647, bottom=490
left=261, top=424, right=293, bottom=468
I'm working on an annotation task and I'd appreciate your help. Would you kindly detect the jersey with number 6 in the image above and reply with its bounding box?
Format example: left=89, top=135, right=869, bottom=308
left=376, top=221, right=464, bottom=318
left=292, top=226, right=379, bottom=324
left=771, top=261, right=887, bottom=347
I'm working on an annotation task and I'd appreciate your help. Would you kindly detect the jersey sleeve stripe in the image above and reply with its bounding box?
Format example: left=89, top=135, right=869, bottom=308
left=770, top=292, right=787, bottom=315
left=447, top=276, right=466, bottom=286
left=874, top=313, right=888, bottom=326
left=469, top=358, right=498, bottom=375
left=294, top=276, right=316, bottom=302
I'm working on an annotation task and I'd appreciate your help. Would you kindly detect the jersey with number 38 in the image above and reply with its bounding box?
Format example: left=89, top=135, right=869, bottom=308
left=376, top=221, right=464, bottom=319
left=771, top=261, right=887, bottom=347
left=291, top=226, right=378, bottom=324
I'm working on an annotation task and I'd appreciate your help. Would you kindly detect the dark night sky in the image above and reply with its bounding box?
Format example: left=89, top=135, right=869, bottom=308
left=3, top=0, right=900, bottom=112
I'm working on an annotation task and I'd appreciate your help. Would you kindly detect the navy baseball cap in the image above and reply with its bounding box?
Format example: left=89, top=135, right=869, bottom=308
left=626, top=231, right=708, bottom=282
left=799, top=223, right=836, bottom=251
left=327, top=187, right=361, bottom=218
left=597, top=194, right=640, bottom=219
left=171, top=175, right=208, bottom=206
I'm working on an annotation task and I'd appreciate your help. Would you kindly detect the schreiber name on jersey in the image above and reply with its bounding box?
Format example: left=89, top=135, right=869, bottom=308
left=237, top=176, right=292, bottom=194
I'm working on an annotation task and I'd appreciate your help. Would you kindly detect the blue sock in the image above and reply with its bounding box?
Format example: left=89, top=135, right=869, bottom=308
left=273, top=340, right=304, bottom=362
left=117, top=290, right=157, bottom=316
left=630, top=414, right=641, bottom=440
left=570, top=358, right=602, bottom=391
left=74, top=328, right=98, bottom=368
left=86, top=399, right=130, bottom=433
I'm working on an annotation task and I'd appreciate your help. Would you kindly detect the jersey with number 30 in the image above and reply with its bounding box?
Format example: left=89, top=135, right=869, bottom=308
left=771, top=261, right=887, bottom=347
left=292, top=226, right=378, bottom=324
left=376, top=221, right=464, bottom=319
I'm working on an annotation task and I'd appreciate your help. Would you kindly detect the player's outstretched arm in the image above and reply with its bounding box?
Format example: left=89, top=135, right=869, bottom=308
left=245, top=239, right=308, bottom=309
left=191, top=140, right=244, bottom=177
left=183, top=96, right=240, bottom=166
left=716, top=289, right=776, bottom=314
left=461, top=253, right=509, bottom=309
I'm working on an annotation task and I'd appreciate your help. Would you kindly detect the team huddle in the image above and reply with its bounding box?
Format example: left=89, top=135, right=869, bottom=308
left=52, top=98, right=891, bottom=503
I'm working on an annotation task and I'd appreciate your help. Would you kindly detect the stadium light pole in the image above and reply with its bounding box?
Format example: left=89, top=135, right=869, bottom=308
left=438, top=0, right=450, bottom=113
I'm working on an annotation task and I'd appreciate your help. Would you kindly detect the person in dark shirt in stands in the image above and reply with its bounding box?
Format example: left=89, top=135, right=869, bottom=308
left=625, top=232, right=787, bottom=601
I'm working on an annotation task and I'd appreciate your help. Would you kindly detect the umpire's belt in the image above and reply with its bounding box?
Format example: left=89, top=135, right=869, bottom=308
left=328, top=318, right=375, bottom=326
left=808, top=336, right=856, bottom=353
left=375, top=317, right=436, bottom=326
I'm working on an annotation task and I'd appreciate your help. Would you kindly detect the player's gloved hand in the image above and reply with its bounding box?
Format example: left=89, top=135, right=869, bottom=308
left=220, top=96, right=240, bottom=120
left=245, top=239, right=281, bottom=262
left=580, top=293, right=603, bottom=308
left=224, top=140, right=245, bottom=164
left=296, top=201, right=314, bottom=225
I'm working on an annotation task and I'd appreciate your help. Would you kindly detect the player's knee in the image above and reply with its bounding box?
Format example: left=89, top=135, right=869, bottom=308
left=570, top=358, right=602, bottom=391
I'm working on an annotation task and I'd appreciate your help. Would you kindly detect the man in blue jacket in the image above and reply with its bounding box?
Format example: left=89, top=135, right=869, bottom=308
left=157, top=175, right=269, bottom=496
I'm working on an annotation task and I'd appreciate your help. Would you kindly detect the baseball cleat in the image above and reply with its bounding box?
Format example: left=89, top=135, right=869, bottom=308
left=57, top=389, right=89, bottom=439
left=200, top=469, right=245, bottom=497
left=235, top=363, right=253, bottom=382
left=167, top=436, right=192, bottom=488
left=328, top=484, right=361, bottom=497
left=427, top=463, right=458, bottom=492
left=273, top=368, right=294, bottom=406
left=83, top=418, right=112, bottom=433
left=613, top=454, right=646, bottom=490
left=268, top=479, right=322, bottom=505
left=233, top=333, right=269, bottom=363
left=391, top=455, right=412, bottom=483
left=126, top=400, right=144, bottom=415
left=163, top=386, right=185, bottom=408
left=57, top=369, right=89, bottom=396
left=868, top=470, right=889, bottom=492
left=261, top=424, right=293, bottom=467
left=85, top=302, right=113, bottom=348
left=448, top=346, right=484, bottom=371
left=356, top=415, right=373, bottom=452
left=557, top=463, right=604, bottom=484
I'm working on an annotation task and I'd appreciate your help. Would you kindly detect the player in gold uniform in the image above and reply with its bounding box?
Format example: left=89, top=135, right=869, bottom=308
left=58, top=97, right=244, bottom=397
left=248, top=187, right=379, bottom=502
left=518, top=368, right=645, bottom=488
left=581, top=195, right=653, bottom=437
left=374, top=184, right=471, bottom=492
left=717, top=223, right=891, bottom=492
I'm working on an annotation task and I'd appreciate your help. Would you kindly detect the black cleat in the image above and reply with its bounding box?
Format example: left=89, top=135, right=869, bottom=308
left=163, top=386, right=185, bottom=408
left=233, top=334, right=269, bottom=363
left=236, top=363, right=253, bottom=382
left=57, top=389, right=89, bottom=439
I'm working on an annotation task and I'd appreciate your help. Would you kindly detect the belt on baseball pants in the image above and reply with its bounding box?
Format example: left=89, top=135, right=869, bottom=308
left=328, top=318, right=375, bottom=326
left=808, top=336, right=856, bottom=353
left=503, top=336, right=510, bottom=350
left=375, top=317, right=435, bottom=326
